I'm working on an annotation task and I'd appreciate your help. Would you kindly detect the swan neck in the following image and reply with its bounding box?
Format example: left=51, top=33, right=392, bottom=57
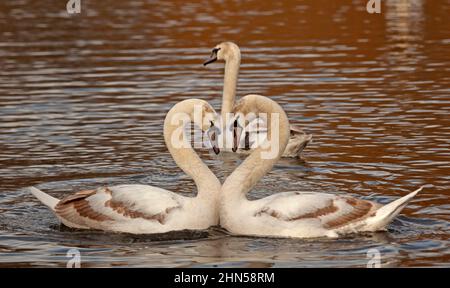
left=164, top=102, right=221, bottom=202
left=222, top=97, right=290, bottom=202
left=221, top=57, right=240, bottom=119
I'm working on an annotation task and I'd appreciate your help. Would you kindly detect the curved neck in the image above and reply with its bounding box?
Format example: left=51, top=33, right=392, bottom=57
left=221, top=56, right=240, bottom=120
left=222, top=97, right=290, bottom=202
left=164, top=102, right=221, bottom=202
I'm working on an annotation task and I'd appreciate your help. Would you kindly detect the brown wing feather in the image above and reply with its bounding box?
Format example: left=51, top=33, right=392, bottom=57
left=104, top=199, right=178, bottom=224
left=55, top=187, right=182, bottom=229
left=57, top=189, right=96, bottom=205
left=55, top=189, right=113, bottom=223
left=290, top=201, right=338, bottom=221
left=324, top=198, right=377, bottom=229
left=254, top=196, right=378, bottom=230
left=255, top=200, right=338, bottom=221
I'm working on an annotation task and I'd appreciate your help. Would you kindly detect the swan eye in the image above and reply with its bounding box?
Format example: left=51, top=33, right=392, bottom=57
left=212, top=47, right=221, bottom=54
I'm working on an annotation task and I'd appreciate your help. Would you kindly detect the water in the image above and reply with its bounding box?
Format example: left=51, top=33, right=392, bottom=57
left=0, top=0, right=449, bottom=267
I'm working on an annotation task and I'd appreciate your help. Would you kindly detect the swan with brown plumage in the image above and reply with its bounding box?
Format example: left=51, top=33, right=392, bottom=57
left=220, top=94, right=423, bottom=238
left=29, top=99, right=222, bottom=234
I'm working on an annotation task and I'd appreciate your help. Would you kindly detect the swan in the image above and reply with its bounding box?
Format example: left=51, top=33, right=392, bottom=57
left=29, top=99, right=222, bottom=234
left=220, top=94, right=423, bottom=238
left=204, top=42, right=313, bottom=158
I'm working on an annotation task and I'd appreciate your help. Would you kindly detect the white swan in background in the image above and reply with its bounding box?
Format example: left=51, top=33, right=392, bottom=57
left=204, top=42, right=312, bottom=158
left=220, top=94, right=423, bottom=238
left=29, top=99, right=222, bottom=234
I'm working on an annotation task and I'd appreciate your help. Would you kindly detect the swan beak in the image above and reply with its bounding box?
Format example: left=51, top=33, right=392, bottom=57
left=232, top=137, right=239, bottom=152
left=232, top=122, right=243, bottom=153
left=203, top=57, right=217, bottom=66
left=207, top=124, right=220, bottom=155
left=204, top=47, right=220, bottom=66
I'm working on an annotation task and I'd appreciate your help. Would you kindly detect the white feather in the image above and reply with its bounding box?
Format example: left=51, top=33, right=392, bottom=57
left=28, top=187, right=59, bottom=210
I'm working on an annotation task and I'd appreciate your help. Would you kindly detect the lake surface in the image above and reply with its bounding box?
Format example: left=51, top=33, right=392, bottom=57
left=0, top=0, right=449, bottom=267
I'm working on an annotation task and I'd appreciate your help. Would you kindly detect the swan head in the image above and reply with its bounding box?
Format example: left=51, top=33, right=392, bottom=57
left=195, top=101, right=221, bottom=155
left=167, top=99, right=221, bottom=155
left=203, top=42, right=241, bottom=66
left=229, top=95, right=274, bottom=152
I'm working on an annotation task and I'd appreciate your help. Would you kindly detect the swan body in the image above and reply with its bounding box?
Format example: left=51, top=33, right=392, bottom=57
left=30, top=99, right=222, bottom=234
left=204, top=42, right=312, bottom=158
left=220, top=95, right=423, bottom=238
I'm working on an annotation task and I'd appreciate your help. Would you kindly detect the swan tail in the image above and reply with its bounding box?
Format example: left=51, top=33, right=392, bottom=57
left=285, top=133, right=312, bottom=158
left=29, top=187, right=60, bottom=211
left=365, top=186, right=424, bottom=231
left=297, top=134, right=313, bottom=154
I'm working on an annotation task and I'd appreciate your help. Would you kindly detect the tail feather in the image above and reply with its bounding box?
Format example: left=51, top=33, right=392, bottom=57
left=366, top=186, right=424, bottom=230
left=286, top=133, right=312, bottom=158
left=29, top=187, right=59, bottom=210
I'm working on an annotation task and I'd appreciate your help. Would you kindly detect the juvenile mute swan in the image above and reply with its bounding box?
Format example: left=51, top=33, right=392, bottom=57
left=29, top=99, right=222, bottom=234
left=204, top=42, right=312, bottom=158
left=220, top=94, right=423, bottom=238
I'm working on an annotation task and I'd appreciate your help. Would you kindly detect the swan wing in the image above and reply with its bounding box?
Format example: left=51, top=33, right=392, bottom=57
left=55, top=184, right=183, bottom=229
left=254, top=192, right=379, bottom=229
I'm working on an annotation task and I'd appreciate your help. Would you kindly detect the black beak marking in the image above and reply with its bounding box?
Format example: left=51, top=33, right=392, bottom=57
left=232, top=118, right=242, bottom=152
left=232, top=128, right=238, bottom=153
left=209, top=121, right=220, bottom=154
left=244, top=132, right=250, bottom=150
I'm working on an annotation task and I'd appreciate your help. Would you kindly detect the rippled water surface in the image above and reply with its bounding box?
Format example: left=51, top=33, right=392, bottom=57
left=0, top=0, right=449, bottom=267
